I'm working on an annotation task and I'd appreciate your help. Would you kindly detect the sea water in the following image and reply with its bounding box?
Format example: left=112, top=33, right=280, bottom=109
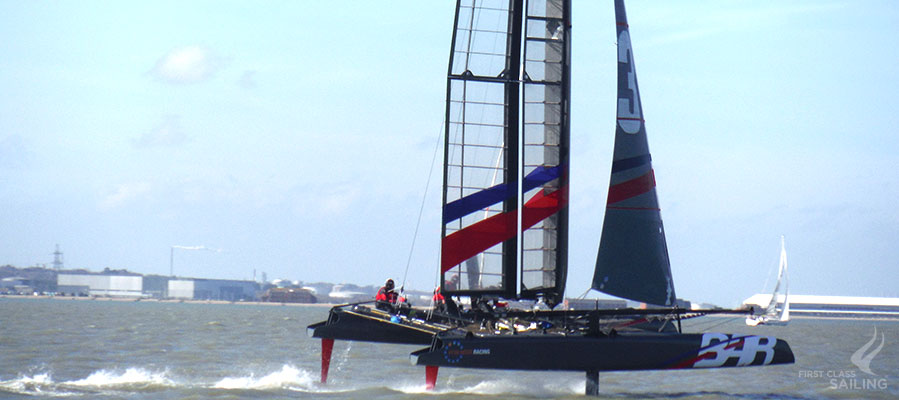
left=1, top=297, right=897, bottom=399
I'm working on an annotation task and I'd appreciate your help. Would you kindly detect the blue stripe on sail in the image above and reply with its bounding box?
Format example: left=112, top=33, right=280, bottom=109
left=442, top=165, right=563, bottom=224
left=442, top=183, right=513, bottom=224
left=523, top=165, right=561, bottom=193
left=611, top=154, right=651, bottom=173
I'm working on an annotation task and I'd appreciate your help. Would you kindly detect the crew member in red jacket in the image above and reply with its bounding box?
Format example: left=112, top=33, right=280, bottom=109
left=375, top=279, right=398, bottom=310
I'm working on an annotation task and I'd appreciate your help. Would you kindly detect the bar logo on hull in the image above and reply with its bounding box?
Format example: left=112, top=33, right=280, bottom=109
left=693, top=333, right=777, bottom=368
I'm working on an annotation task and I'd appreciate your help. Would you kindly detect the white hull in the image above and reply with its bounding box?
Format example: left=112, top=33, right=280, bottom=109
left=746, top=315, right=790, bottom=326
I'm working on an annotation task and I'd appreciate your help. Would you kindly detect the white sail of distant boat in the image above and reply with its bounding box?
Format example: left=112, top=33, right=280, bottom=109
left=747, top=236, right=790, bottom=326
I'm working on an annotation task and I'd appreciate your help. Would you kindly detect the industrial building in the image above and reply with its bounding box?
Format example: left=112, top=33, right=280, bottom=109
left=564, top=298, right=628, bottom=310
left=261, top=287, right=317, bottom=303
left=743, top=294, right=899, bottom=319
left=57, top=272, right=258, bottom=301
left=57, top=273, right=143, bottom=297
left=167, top=278, right=258, bottom=301
left=1, top=277, right=34, bottom=295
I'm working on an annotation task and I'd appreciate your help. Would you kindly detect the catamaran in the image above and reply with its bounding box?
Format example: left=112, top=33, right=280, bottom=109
left=747, top=236, right=791, bottom=326
left=308, top=0, right=794, bottom=395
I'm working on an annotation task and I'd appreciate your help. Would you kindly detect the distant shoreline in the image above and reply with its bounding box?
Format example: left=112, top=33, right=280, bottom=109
left=0, top=294, right=335, bottom=307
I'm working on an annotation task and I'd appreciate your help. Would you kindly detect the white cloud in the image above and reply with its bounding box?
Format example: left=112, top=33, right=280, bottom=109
left=134, top=115, right=188, bottom=148
left=291, top=184, right=361, bottom=217
left=101, top=182, right=151, bottom=209
left=320, top=185, right=361, bottom=215
left=150, top=45, right=221, bottom=84
left=238, top=70, right=257, bottom=89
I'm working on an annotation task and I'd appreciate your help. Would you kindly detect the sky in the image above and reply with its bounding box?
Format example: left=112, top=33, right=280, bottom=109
left=1, top=1, right=897, bottom=307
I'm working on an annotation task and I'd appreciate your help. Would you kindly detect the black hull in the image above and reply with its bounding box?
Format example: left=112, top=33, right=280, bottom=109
left=307, top=304, right=443, bottom=345
left=411, top=332, right=794, bottom=371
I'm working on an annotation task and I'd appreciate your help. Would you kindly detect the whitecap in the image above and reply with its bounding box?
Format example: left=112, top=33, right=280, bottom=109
left=212, top=364, right=315, bottom=390
left=64, top=367, right=173, bottom=388
left=0, top=373, right=77, bottom=397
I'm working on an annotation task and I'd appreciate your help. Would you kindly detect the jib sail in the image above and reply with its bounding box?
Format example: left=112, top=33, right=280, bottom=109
left=592, top=0, right=676, bottom=307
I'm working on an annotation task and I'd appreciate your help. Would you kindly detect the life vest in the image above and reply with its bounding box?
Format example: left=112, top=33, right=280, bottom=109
left=376, top=286, right=397, bottom=303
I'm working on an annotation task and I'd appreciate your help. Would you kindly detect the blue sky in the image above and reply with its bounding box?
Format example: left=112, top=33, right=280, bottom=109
left=1, top=1, right=896, bottom=306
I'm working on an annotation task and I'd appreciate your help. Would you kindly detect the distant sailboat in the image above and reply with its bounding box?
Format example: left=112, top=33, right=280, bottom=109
left=747, top=236, right=790, bottom=326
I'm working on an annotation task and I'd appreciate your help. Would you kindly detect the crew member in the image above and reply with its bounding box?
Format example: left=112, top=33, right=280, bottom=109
left=432, top=286, right=446, bottom=312
left=376, top=278, right=398, bottom=311
left=445, top=274, right=460, bottom=292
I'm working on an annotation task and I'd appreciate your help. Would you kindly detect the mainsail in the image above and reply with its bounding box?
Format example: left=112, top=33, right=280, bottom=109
left=441, top=0, right=570, bottom=304
left=765, top=236, right=790, bottom=321
left=592, top=0, right=676, bottom=306
left=746, top=236, right=790, bottom=326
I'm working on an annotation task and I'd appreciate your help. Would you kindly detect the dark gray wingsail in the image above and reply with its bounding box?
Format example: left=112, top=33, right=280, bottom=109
left=592, top=0, right=676, bottom=306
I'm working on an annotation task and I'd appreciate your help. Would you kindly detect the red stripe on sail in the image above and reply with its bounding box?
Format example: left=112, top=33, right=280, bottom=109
left=441, top=186, right=568, bottom=272
left=607, top=169, right=655, bottom=205
left=522, top=185, right=567, bottom=230
left=441, top=211, right=517, bottom=273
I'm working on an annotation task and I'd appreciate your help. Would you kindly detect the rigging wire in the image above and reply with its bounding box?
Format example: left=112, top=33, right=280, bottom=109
left=690, top=315, right=742, bottom=332
left=702, top=316, right=741, bottom=332
left=575, top=287, right=592, bottom=300
left=400, top=119, right=445, bottom=294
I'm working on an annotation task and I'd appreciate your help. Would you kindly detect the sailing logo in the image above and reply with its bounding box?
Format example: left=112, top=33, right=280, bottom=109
left=850, top=327, right=885, bottom=376
left=799, top=327, right=889, bottom=391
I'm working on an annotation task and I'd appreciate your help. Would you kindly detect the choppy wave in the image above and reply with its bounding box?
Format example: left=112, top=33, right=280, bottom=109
left=1, top=364, right=584, bottom=398
left=455, top=377, right=581, bottom=397
left=213, top=364, right=315, bottom=390
left=0, top=365, right=323, bottom=397
left=0, top=372, right=69, bottom=397
left=65, top=367, right=174, bottom=388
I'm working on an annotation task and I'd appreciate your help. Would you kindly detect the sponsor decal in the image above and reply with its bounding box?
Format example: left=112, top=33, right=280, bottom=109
left=693, top=333, right=776, bottom=368
left=442, top=340, right=490, bottom=363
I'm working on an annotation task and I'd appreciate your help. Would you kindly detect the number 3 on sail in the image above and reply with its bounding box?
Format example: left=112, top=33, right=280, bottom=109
left=617, top=29, right=642, bottom=134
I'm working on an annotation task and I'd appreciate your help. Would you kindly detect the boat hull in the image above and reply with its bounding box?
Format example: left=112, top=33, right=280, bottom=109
left=411, top=332, right=794, bottom=371
left=746, top=316, right=790, bottom=327
left=307, top=305, right=441, bottom=345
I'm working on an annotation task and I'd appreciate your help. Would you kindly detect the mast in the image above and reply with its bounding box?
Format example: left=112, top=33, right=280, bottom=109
left=504, top=0, right=523, bottom=299
left=592, top=0, right=676, bottom=307
left=519, top=0, right=570, bottom=306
